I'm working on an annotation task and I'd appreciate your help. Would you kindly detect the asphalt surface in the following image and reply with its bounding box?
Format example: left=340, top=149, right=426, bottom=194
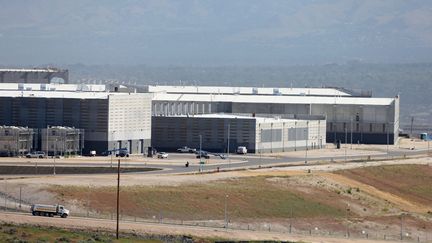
left=0, top=148, right=428, bottom=175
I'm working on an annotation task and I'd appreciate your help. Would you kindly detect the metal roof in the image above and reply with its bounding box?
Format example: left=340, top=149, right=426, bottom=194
left=152, top=93, right=395, bottom=106
left=147, top=85, right=352, bottom=96
left=0, top=68, right=64, bottom=73
left=0, top=90, right=142, bottom=99
left=0, top=83, right=107, bottom=92
left=159, top=113, right=303, bottom=123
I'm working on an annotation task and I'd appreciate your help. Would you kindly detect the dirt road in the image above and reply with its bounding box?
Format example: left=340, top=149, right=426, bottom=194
left=0, top=211, right=393, bottom=243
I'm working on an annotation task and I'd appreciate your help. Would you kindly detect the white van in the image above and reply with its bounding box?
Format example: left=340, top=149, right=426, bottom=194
left=236, top=146, right=247, bottom=154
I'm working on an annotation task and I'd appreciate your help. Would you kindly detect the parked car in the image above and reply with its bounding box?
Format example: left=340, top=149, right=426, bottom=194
left=115, top=149, right=129, bottom=157
left=157, top=152, right=169, bottom=159
left=236, top=146, right=247, bottom=154
left=26, top=151, right=46, bottom=158
left=196, top=151, right=210, bottom=159
left=176, top=146, right=196, bottom=153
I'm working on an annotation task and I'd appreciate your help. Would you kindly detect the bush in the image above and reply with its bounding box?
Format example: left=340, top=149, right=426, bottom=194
left=55, top=236, right=71, bottom=242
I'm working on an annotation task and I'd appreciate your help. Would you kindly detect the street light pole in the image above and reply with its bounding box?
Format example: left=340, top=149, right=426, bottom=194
left=199, top=135, right=202, bottom=172
left=345, top=127, right=347, bottom=163
left=400, top=213, right=403, bottom=241
left=46, top=125, right=49, bottom=159
left=305, top=125, right=308, bottom=164
left=53, top=138, right=57, bottom=175
left=227, top=123, right=230, bottom=166
left=346, top=204, right=350, bottom=238
left=224, top=194, right=229, bottom=228
left=111, top=131, right=115, bottom=168
left=387, top=122, right=390, bottom=157
left=116, top=158, right=121, bottom=239
left=350, top=118, right=353, bottom=149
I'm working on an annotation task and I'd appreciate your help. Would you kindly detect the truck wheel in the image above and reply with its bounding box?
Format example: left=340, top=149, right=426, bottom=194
left=32, top=212, right=36, bottom=216
left=44, top=212, right=49, bottom=217
left=61, top=214, right=68, bottom=218
left=49, top=213, right=54, bottom=217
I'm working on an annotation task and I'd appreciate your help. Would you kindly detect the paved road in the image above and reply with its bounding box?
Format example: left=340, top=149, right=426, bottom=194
left=0, top=148, right=428, bottom=175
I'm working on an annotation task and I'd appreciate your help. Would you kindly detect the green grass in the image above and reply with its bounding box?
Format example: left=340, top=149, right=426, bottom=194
left=0, top=223, right=163, bottom=243
left=50, top=176, right=345, bottom=220
left=0, top=223, right=303, bottom=243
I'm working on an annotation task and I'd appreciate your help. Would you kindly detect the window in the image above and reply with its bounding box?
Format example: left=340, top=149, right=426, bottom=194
left=369, top=123, right=373, bottom=132
left=356, top=113, right=360, bottom=122
left=356, top=123, right=359, bottom=132
left=383, top=124, right=386, bottom=133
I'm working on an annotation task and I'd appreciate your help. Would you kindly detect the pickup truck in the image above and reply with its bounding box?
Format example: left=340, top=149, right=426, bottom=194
left=157, top=152, right=168, bottom=159
left=177, top=146, right=196, bottom=153
left=30, top=204, right=69, bottom=218
left=25, top=151, right=46, bottom=158
left=196, top=151, right=210, bottom=159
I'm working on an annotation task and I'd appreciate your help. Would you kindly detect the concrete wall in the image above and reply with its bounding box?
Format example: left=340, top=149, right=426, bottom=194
left=256, top=119, right=326, bottom=153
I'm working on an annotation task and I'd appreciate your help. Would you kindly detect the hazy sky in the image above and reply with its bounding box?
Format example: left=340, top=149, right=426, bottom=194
left=1, top=0, right=432, bottom=65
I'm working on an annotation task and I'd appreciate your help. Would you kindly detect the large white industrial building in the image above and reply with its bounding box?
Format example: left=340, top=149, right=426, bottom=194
left=0, top=84, right=152, bottom=154
left=149, top=85, right=399, bottom=145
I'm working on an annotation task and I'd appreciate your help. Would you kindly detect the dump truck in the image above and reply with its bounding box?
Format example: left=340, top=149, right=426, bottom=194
left=30, top=204, right=69, bottom=218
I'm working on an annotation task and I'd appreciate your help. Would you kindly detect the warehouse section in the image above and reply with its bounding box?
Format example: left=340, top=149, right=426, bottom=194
left=152, top=114, right=325, bottom=153
left=151, top=86, right=399, bottom=145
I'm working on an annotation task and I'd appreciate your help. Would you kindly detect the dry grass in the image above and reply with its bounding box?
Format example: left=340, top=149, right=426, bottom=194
left=335, top=164, right=432, bottom=206
left=49, top=176, right=345, bottom=220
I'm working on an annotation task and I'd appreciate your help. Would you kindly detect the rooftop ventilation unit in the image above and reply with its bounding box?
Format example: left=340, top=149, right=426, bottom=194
left=273, top=88, right=281, bottom=95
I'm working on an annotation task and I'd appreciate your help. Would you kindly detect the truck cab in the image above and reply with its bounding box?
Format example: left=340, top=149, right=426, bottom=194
left=56, top=205, right=69, bottom=218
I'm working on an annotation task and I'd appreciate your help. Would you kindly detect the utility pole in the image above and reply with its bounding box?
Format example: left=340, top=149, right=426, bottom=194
left=116, top=159, right=121, bottom=239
